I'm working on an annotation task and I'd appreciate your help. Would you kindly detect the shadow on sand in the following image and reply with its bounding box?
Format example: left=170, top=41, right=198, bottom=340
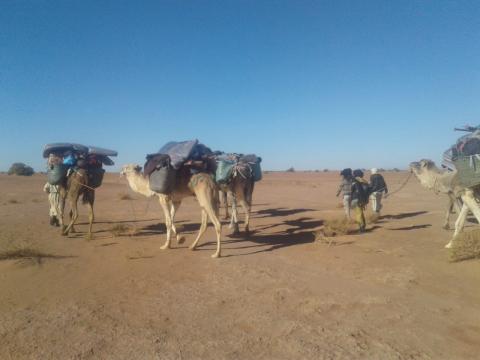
left=381, top=211, right=428, bottom=220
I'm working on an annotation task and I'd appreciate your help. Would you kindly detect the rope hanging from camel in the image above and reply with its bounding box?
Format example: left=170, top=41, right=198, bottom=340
left=385, top=171, right=413, bottom=199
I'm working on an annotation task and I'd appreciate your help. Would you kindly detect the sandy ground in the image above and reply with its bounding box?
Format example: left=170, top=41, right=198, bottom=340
left=0, top=171, right=479, bottom=360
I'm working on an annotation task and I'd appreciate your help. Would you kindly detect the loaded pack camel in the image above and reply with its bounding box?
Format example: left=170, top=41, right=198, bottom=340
left=58, top=169, right=95, bottom=239
left=120, top=164, right=223, bottom=258
left=410, top=159, right=480, bottom=248
left=218, top=170, right=255, bottom=235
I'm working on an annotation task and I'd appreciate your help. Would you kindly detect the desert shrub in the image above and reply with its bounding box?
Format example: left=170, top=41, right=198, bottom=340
left=367, top=212, right=380, bottom=224
left=449, top=229, right=480, bottom=262
left=315, top=217, right=352, bottom=240
left=8, top=163, right=34, bottom=176
left=109, top=224, right=139, bottom=237
left=286, top=167, right=295, bottom=172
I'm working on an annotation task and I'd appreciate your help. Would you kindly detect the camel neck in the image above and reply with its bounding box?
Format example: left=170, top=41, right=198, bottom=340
left=125, top=173, right=154, bottom=197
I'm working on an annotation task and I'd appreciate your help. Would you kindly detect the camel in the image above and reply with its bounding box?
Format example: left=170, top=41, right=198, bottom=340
left=57, top=169, right=95, bottom=239
left=120, top=164, right=223, bottom=258
left=409, top=159, right=480, bottom=248
left=409, top=160, right=462, bottom=230
left=210, top=155, right=255, bottom=235
left=218, top=174, right=255, bottom=235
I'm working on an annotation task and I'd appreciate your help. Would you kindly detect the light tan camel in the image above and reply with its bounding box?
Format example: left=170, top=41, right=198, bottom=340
left=409, top=160, right=462, bottom=230
left=410, top=159, right=480, bottom=248
left=120, top=164, right=223, bottom=258
left=58, top=169, right=95, bottom=239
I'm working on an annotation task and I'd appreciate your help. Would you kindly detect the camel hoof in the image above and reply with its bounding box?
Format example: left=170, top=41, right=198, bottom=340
left=445, top=242, right=453, bottom=249
left=189, top=245, right=196, bottom=251
left=211, top=252, right=221, bottom=258
left=160, top=244, right=170, bottom=250
left=177, top=236, right=186, bottom=244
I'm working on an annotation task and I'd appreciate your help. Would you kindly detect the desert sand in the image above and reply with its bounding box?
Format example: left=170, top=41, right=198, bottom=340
left=1, top=171, right=479, bottom=359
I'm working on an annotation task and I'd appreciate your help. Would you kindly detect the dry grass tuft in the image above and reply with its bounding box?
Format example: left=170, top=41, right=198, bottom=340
left=316, top=217, right=354, bottom=245
left=367, top=213, right=380, bottom=224
left=7, top=199, right=19, bottom=204
left=118, top=193, right=134, bottom=200
left=109, top=224, right=139, bottom=237
left=449, top=229, right=480, bottom=262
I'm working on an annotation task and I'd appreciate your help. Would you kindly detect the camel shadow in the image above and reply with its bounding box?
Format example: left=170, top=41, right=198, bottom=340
left=77, top=218, right=161, bottom=225
left=381, top=211, right=428, bottom=220
left=197, top=229, right=316, bottom=256
left=389, top=224, right=432, bottom=231
left=232, top=217, right=323, bottom=236
left=135, top=222, right=199, bottom=236
left=253, top=208, right=315, bottom=219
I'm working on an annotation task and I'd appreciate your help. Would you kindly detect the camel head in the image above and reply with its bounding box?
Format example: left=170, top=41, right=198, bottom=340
left=120, top=164, right=155, bottom=197
left=409, top=159, right=437, bottom=177
left=120, top=164, right=143, bottom=177
left=409, top=159, right=454, bottom=192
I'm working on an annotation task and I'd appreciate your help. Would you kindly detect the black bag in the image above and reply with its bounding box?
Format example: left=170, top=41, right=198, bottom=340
left=149, top=166, right=176, bottom=194
left=87, top=168, right=105, bottom=188
left=355, top=180, right=370, bottom=206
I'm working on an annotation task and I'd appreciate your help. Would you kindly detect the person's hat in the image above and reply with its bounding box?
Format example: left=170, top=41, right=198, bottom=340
left=340, top=168, right=353, bottom=177
left=371, top=168, right=378, bottom=174
left=353, top=169, right=364, bottom=178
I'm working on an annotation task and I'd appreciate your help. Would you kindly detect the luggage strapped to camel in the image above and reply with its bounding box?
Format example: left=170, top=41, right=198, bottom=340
left=443, top=126, right=480, bottom=188
left=214, top=153, right=263, bottom=184
left=43, top=143, right=117, bottom=188
left=144, top=140, right=214, bottom=194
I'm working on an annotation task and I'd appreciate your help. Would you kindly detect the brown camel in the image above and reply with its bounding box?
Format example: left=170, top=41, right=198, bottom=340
left=58, top=169, right=95, bottom=239
left=121, top=164, right=223, bottom=258
left=218, top=173, right=255, bottom=235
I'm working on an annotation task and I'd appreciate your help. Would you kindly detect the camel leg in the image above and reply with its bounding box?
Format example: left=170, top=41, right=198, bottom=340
left=86, top=201, right=94, bottom=240
left=443, top=198, right=454, bottom=230
left=69, top=210, right=77, bottom=233
left=63, top=195, right=79, bottom=236
left=462, top=190, right=480, bottom=223
left=448, top=203, right=469, bottom=248
left=204, top=205, right=222, bottom=258
left=171, top=200, right=184, bottom=244
left=220, top=191, right=229, bottom=220
left=190, top=209, right=208, bottom=251
left=159, top=198, right=173, bottom=250
left=230, top=193, right=240, bottom=234
left=58, top=188, right=66, bottom=231
left=239, top=199, right=251, bottom=234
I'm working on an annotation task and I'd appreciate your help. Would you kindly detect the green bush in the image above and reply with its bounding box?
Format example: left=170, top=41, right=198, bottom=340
left=8, top=163, right=35, bottom=176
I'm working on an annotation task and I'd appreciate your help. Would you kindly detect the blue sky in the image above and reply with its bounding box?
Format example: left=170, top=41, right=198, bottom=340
left=1, top=0, right=479, bottom=171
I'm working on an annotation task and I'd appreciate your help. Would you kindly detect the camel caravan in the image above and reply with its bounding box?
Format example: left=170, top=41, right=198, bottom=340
left=43, top=143, right=118, bottom=239
left=121, top=139, right=262, bottom=258
left=410, top=125, right=480, bottom=248
left=43, top=140, right=262, bottom=258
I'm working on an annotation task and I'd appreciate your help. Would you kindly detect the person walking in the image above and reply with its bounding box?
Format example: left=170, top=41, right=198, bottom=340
left=351, top=169, right=370, bottom=233
left=336, top=168, right=353, bottom=219
left=369, top=168, right=388, bottom=215
left=43, top=182, right=61, bottom=226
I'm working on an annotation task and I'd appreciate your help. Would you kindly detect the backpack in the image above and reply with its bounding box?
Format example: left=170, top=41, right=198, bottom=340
left=355, top=179, right=371, bottom=206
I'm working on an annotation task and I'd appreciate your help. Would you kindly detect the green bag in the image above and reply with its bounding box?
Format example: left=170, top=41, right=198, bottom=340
left=47, top=164, right=68, bottom=185
left=453, top=155, right=480, bottom=188
left=216, top=159, right=235, bottom=184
